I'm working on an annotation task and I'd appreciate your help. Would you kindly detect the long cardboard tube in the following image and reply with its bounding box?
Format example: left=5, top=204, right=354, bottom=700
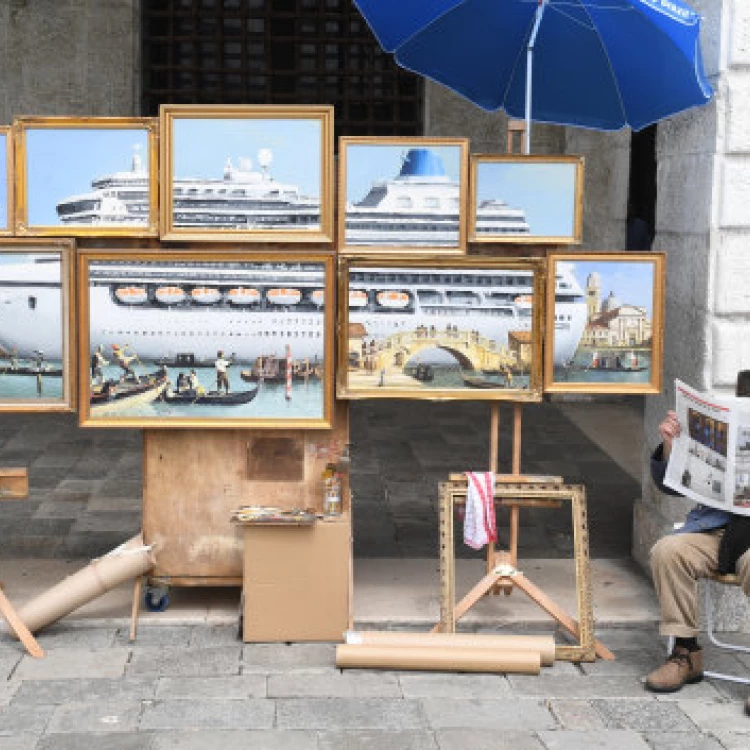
left=15, top=535, right=154, bottom=635
left=345, top=630, right=555, bottom=667
left=336, top=644, right=541, bottom=674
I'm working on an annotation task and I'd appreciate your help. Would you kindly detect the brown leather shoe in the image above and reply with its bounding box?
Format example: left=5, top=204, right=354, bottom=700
left=645, top=646, right=703, bottom=693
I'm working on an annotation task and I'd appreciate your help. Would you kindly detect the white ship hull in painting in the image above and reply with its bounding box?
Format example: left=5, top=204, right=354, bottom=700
left=344, top=147, right=529, bottom=246
left=0, top=259, right=587, bottom=366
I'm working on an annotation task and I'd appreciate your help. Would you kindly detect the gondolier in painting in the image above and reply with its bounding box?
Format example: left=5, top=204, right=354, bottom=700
left=111, top=344, right=139, bottom=381
left=215, top=351, right=231, bottom=394
left=90, top=344, right=109, bottom=386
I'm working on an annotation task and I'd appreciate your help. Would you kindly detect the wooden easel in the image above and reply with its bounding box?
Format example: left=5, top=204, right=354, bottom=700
left=0, top=584, right=44, bottom=658
left=433, top=403, right=613, bottom=661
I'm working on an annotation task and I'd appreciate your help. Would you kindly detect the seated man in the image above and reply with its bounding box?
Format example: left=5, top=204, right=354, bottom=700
left=647, top=410, right=750, bottom=715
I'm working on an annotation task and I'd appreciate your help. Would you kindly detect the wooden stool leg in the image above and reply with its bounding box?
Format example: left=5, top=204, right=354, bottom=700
left=129, top=576, right=143, bottom=642
left=0, top=584, right=44, bottom=659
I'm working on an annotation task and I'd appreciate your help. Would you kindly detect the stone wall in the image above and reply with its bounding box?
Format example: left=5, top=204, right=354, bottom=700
left=633, top=0, right=750, bottom=630
left=0, top=0, right=140, bottom=123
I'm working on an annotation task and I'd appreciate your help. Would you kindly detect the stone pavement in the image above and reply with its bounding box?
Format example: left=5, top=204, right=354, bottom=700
left=1, top=623, right=749, bottom=749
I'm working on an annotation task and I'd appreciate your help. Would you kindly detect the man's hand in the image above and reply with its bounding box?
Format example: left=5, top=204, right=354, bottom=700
left=659, top=410, right=681, bottom=459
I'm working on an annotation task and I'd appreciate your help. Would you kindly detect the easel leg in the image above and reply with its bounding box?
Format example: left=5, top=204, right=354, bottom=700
left=129, top=575, right=143, bottom=642
left=512, top=572, right=614, bottom=660
left=0, top=584, right=44, bottom=659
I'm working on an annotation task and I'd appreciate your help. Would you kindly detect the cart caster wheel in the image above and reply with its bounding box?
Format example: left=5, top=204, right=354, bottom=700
left=144, top=587, right=170, bottom=612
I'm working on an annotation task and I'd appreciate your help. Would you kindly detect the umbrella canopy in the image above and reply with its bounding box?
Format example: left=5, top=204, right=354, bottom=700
left=354, top=0, right=713, bottom=133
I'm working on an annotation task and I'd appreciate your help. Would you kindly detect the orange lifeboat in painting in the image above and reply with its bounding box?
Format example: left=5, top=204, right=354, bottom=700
left=227, top=287, right=260, bottom=306
left=267, top=288, right=301, bottom=306
left=115, top=286, right=148, bottom=305
left=155, top=286, right=186, bottom=305
left=311, top=289, right=325, bottom=306
left=191, top=287, right=222, bottom=305
left=376, top=290, right=410, bottom=309
left=348, top=290, right=368, bottom=308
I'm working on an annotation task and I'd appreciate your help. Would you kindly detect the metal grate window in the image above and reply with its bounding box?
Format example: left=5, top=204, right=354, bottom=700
left=141, top=0, right=424, bottom=138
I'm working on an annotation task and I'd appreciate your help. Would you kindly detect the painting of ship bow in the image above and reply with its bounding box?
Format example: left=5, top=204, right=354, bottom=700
left=545, top=252, right=666, bottom=394
left=78, top=250, right=334, bottom=429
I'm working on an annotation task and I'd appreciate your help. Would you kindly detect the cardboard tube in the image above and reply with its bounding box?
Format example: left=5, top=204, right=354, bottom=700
left=336, top=644, right=541, bottom=674
left=345, top=630, right=556, bottom=667
left=15, top=535, right=155, bottom=635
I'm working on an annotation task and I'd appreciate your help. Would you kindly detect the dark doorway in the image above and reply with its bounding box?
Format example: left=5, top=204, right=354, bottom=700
left=627, top=124, right=657, bottom=250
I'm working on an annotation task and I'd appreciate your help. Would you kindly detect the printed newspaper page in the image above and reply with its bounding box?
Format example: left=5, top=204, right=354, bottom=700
left=663, top=379, right=750, bottom=516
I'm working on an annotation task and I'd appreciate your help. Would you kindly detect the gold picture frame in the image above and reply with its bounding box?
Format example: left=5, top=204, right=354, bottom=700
left=438, top=478, right=596, bottom=662
left=337, top=255, right=544, bottom=401
left=159, top=104, right=334, bottom=244
left=337, top=136, right=470, bottom=255
left=0, top=238, right=76, bottom=412
left=13, top=117, right=159, bottom=237
left=0, top=127, right=13, bottom=236
left=78, top=248, right=335, bottom=429
left=544, top=251, right=666, bottom=394
left=469, top=154, right=584, bottom=244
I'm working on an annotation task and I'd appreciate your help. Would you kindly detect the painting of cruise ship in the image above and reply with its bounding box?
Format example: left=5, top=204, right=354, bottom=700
left=0, top=242, right=75, bottom=411
left=337, top=258, right=585, bottom=401
left=161, top=106, right=333, bottom=241
left=545, top=253, right=665, bottom=395
left=16, top=118, right=157, bottom=235
left=74, top=253, right=335, bottom=428
left=340, top=139, right=485, bottom=252
left=470, top=155, right=584, bottom=244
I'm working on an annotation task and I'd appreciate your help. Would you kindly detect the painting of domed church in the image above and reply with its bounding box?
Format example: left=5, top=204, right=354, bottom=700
left=544, top=253, right=665, bottom=394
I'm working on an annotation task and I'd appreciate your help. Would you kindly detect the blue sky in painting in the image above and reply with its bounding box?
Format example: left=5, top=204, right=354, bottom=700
left=172, top=118, right=322, bottom=199
left=0, top=133, right=7, bottom=228
left=25, top=128, right=149, bottom=226
left=345, top=144, right=462, bottom=205
left=475, top=161, right=576, bottom=237
left=571, top=260, right=654, bottom=315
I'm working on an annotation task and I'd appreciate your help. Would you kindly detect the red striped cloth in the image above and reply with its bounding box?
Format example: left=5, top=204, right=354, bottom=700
left=463, top=472, right=497, bottom=550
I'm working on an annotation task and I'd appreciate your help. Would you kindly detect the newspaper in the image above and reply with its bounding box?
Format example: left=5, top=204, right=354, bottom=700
left=663, top=380, right=750, bottom=516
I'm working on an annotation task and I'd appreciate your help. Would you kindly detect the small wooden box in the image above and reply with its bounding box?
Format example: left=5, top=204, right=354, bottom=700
left=242, top=515, right=352, bottom=642
left=0, top=468, right=29, bottom=500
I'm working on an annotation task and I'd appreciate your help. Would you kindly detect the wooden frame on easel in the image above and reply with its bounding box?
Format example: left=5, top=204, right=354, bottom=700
left=437, top=477, right=599, bottom=662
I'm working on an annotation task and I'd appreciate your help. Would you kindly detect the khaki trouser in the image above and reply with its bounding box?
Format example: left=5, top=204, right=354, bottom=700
left=650, top=531, right=750, bottom=637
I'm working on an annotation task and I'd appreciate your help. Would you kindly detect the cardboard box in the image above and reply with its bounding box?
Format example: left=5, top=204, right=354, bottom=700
left=242, top=515, right=352, bottom=642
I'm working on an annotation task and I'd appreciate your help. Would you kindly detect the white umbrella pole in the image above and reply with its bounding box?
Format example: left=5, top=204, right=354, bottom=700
left=525, top=0, right=547, bottom=155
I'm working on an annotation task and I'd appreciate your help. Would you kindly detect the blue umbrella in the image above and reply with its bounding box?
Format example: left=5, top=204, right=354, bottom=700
left=354, top=0, right=712, bottom=150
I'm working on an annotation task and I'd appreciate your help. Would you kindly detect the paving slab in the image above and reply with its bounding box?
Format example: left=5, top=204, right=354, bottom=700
left=537, top=729, right=651, bottom=749
left=151, top=730, right=317, bottom=750
left=508, top=674, right=649, bottom=699
left=548, top=700, right=608, bottom=731
left=12, top=677, right=157, bottom=705
left=276, top=698, right=426, bottom=730
left=640, top=733, right=725, bottom=749
left=46, top=699, right=143, bottom=734
left=421, top=698, right=556, bottom=731
left=435, top=729, right=544, bottom=750
left=398, top=673, right=512, bottom=700
left=676, top=699, right=750, bottom=735
left=0, top=737, right=39, bottom=750
left=0, top=703, right=55, bottom=735
left=36, top=734, right=154, bottom=750
left=139, top=698, right=274, bottom=731
left=242, top=644, right=336, bottom=672
left=155, top=675, right=266, bottom=699
left=591, top=698, right=697, bottom=732
left=0, top=652, right=20, bottom=681
left=13, top=648, right=130, bottom=680
left=126, top=647, right=242, bottom=677
left=318, top=730, right=438, bottom=750
left=268, top=672, right=400, bottom=699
